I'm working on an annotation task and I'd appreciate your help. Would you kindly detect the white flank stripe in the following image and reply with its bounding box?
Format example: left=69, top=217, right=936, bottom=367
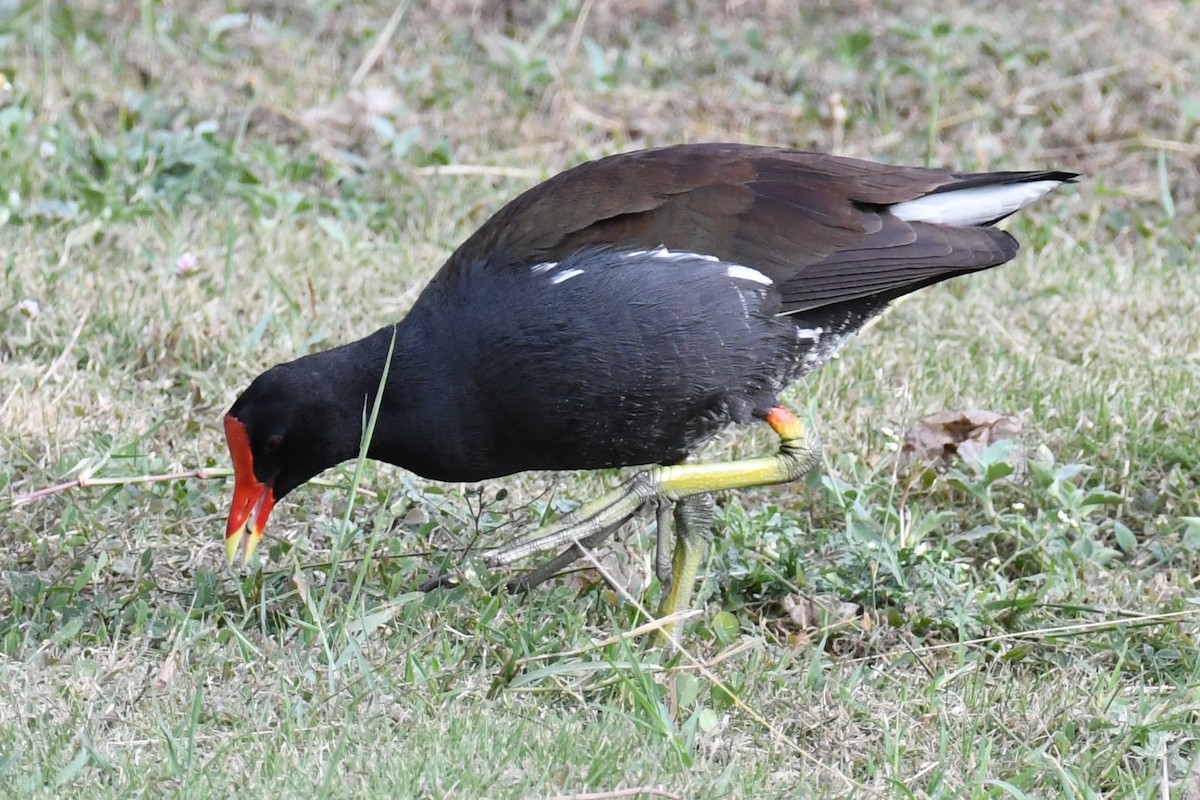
left=623, top=246, right=720, bottom=263
left=651, top=247, right=719, bottom=262
left=550, top=268, right=584, bottom=284
left=889, top=180, right=1063, bottom=226
left=530, top=261, right=558, bottom=273
left=725, top=264, right=773, bottom=285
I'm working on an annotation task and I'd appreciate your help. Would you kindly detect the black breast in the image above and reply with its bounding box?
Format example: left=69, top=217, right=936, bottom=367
left=406, top=247, right=802, bottom=477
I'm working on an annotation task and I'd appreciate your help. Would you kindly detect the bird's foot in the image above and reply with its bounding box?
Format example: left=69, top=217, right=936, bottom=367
left=486, top=407, right=819, bottom=569
left=421, top=406, right=822, bottom=641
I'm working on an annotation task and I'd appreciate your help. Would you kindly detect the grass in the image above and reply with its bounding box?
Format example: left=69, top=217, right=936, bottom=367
left=2, top=0, right=1200, bottom=797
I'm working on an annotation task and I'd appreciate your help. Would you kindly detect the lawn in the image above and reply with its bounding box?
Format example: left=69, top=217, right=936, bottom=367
left=2, top=1, right=1199, bottom=798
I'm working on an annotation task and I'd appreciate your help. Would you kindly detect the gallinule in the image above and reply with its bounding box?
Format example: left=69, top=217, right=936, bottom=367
left=223, top=143, right=1075, bottom=637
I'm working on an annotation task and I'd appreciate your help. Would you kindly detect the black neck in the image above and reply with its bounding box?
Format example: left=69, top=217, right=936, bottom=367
left=322, top=316, right=471, bottom=481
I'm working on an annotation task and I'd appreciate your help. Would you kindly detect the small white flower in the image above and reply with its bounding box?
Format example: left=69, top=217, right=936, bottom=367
left=174, top=251, right=200, bottom=278
left=17, top=298, right=39, bottom=319
left=39, top=141, right=57, bottom=159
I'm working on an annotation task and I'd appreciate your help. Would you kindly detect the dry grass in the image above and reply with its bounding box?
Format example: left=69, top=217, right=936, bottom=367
left=2, top=1, right=1199, bottom=798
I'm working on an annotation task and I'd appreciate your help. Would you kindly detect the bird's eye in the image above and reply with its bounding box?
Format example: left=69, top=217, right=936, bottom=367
left=264, top=434, right=284, bottom=454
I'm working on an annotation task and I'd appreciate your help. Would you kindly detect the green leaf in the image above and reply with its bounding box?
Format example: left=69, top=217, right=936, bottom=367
left=52, top=618, right=83, bottom=646
left=243, top=308, right=273, bottom=351
left=711, top=611, right=739, bottom=645
left=1113, top=522, right=1137, bottom=554
left=1157, top=148, right=1175, bottom=220
left=316, top=217, right=349, bottom=251
left=343, top=595, right=421, bottom=639
left=983, top=596, right=1037, bottom=613
left=583, top=38, right=612, bottom=84
left=50, top=4, right=77, bottom=45
left=1082, top=490, right=1123, bottom=507
left=53, top=748, right=89, bottom=788
left=696, top=707, right=720, bottom=732
left=984, top=458, right=1015, bottom=484
left=987, top=779, right=1036, bottom=800
left=711, top=683, right=737, bottom=710
left=1001, top=643, right=1033, bottom=663
left=1053, top=463, right=1089, bottom=483
left=1181, top=521, right=1200, bottom=552
left=674, top=672, right=702, bottom=709
left=0, top=745, right=22, bottom=777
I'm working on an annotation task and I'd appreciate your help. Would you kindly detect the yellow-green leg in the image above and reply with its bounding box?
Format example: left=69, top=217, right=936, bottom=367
left=654, top=494, right=715, bottom=644
left=654, top=501, right=673, bottom=586
left=484, top=406, right=821, bottom=639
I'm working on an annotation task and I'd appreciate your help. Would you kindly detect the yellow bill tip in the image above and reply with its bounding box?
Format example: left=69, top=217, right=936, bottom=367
left=225, top=527, right=244, bottom=563
left=242, top=531, right=262, bottom=565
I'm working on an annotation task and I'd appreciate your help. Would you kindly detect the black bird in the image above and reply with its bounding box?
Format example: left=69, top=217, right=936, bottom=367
left=222, top=143, right=1075, bottom=639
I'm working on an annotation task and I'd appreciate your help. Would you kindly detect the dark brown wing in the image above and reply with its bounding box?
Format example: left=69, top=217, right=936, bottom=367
left=434, top=143, right=1068, bottom=313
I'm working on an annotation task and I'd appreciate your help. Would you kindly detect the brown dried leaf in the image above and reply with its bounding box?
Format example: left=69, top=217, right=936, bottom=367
left=155, top=651, right=176, bottom=690
left=781, top=592, right=861, bottom=631
left=902, top=409, right=1023, bottom=467
left=558, top=540, right=645, bottom=599
left=301, top=87, right=405, bottom=150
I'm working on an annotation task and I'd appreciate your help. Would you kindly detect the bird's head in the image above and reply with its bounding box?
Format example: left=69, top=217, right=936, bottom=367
left=223, top=361, right=357, bottom=563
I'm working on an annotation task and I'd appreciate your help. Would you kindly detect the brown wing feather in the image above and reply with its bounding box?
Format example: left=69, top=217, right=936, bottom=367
left=434, top=143, right=1056, bottom=313
left=778, top=216, right=1018, bottom=311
